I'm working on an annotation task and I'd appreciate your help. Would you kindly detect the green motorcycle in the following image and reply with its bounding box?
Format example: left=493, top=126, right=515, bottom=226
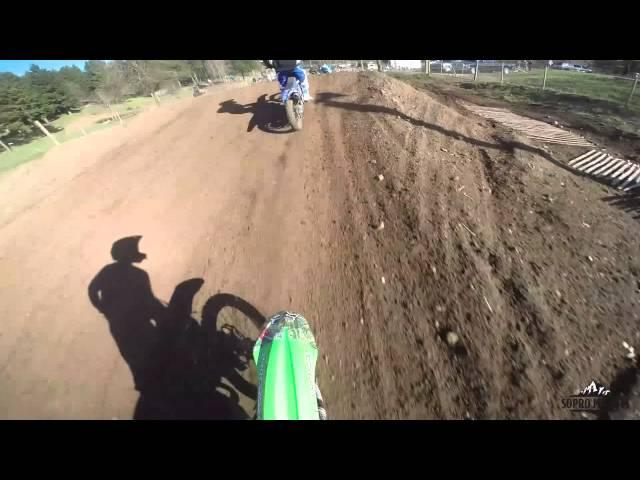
left=253, top=311, right=327, bottom=420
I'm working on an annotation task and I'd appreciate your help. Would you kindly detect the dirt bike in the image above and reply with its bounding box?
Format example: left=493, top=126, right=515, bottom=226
left=280, top=76, right=305, bottom=131
left=253, top=311, right=327, bottom=420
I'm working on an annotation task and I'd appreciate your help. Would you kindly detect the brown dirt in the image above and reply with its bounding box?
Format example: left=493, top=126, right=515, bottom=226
left=408, top=77, right=640, bottom=164
left=1, top=72, right=638, bottom=419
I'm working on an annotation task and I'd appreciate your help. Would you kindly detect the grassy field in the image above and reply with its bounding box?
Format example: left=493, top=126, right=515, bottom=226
left=0, top=136, right=57, bottom=173
left=479, top=69, right=638, bottom=107
left=0, top=121, right=118, bottom=174
left=0, top=87, right=192, bottom=174
left=393, top=69, right=640, bottom=138
left=398, top=69, right=640, bottom=109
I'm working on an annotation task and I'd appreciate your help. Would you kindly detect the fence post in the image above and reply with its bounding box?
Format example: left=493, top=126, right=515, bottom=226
left=501, top=62, right=504, bottom=84
left=474, top=60, right=479, bottom=81
left=107, top=104, right=117, bottom=121
left=542, top=66, right=549, bottom=90
left=626, top=73, right=639, bottom=107
left=425, top=60, right=429, bottom=75
left=33, top=120, right=60, bottom=146
left=440, top=60, right=443, bottom=75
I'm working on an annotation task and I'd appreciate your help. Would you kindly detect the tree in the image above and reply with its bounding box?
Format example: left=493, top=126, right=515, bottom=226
left=95, top=61, right=133, bottom=105
left=123, top=60, right=184, bottom=97
left=590, top=60, right=639, bottom=76
left=205, top=60, right=228, bottom=81
left=58, top=65, right=92, bottom=105
left=0, top=73, right=32, bottom=138
left=229, top=60, right=260, bottom=79
left=622, top=60, right=640, bottom=75
left=151, top=60, right=194, bottom=84
left=84, top=60, right=108, bottom=93
left=23, top=65, right=76, bottom=122
left=1, top=60, right=227, bottom=145
left=0, top=66, right=76, bottom=141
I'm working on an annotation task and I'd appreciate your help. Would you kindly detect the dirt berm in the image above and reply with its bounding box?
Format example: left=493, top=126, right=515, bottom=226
left=311, top=73, right=640, bottom=419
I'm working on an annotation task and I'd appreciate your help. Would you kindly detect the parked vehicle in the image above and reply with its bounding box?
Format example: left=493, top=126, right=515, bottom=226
left=556, top=63, right=592, bottom=73
left=574, top=64, right=593, bottom=73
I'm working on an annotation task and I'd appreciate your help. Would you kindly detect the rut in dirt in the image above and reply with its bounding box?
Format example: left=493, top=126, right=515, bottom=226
left=309, top=72, right=640, bottom=419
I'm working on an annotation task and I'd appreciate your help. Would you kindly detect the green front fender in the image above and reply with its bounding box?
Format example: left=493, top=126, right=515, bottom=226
left=253, top=312, right=320, bottom=420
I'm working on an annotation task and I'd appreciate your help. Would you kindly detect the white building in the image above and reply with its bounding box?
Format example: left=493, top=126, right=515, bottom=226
left=390, top=60, right=422, bottom=70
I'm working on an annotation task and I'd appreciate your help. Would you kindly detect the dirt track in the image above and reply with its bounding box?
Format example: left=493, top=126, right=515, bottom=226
left=1, top=72, right=639, bottom=419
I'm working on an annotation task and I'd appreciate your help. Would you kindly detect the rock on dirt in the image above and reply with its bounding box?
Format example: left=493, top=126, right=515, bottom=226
left=446, top=332, right=460, bottom=348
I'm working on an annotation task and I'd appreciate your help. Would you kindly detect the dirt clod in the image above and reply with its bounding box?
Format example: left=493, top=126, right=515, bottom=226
left=446, top=332, right=460, bottom=348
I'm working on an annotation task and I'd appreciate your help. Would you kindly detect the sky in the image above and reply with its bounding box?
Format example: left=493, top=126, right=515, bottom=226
left=0, top=60, right=87, bottom=76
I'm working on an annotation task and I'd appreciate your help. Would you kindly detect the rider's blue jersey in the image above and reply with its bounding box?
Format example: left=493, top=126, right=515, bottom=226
left=277, top=67, right=305, bottom=88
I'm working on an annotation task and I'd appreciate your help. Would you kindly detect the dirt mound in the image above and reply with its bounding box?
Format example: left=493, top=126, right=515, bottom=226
left=312, top=72, right=640, bottom=418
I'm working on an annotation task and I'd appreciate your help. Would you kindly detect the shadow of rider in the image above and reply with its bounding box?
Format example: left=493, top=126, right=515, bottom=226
left=88, top=236, right=263, bottom=419
left=217, top=94, right=291, bottom=134
left=88, top=236, right=166, bottom=393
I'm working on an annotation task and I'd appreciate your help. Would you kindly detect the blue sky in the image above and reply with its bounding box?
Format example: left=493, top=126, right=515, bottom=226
left=0, top=60, right=87, bottom=76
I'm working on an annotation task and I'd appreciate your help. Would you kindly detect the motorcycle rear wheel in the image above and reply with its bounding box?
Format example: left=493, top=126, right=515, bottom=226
left=285, top=99, right=303, bottom=131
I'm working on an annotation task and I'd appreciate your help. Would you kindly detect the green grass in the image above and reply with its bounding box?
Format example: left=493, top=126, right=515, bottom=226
left=0, top=136, right=58, bottom=174
left=53, top=88, right=191, bottom=124
left=65, top=96, right=156, bottom=120
left=1, top=87, right=192, bottom=174
left=50, top=112, right=82, bottom=129
left=393, top=70, right=640, bottom=138
left=479, top=69, right=638, bottom=108
left=0, top=117, right=134, bottom=174
left=399, top=69, right=640, bottom=110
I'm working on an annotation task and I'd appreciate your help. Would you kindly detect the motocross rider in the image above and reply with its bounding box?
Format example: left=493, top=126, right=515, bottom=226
left=262, top=60, right=313, bottom=101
